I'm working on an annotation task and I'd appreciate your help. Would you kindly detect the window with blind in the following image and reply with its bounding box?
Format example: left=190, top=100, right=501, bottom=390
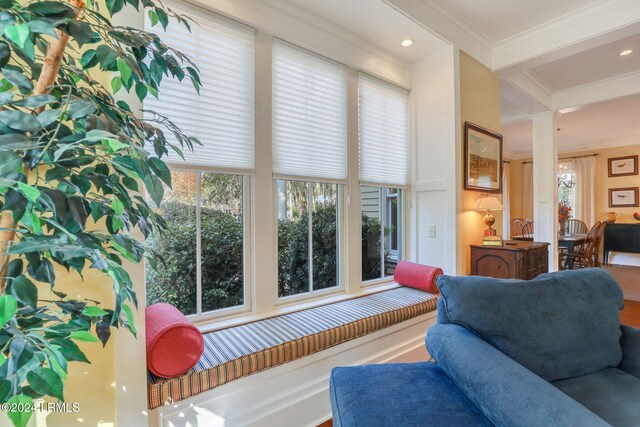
left=359, top=74, right=408, bottom=283
left=273, top=41, right=346, bottom=298
left=358, top=73, right=409, bottom=188
left=143, top=13, right=254, bottom=318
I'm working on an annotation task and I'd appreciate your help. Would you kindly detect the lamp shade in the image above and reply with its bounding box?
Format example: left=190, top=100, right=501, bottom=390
left=475, top=196, right=503, bottom=211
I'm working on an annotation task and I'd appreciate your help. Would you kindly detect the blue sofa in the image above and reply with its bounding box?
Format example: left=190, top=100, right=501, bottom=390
left=330, top=269, right=640, bottom=426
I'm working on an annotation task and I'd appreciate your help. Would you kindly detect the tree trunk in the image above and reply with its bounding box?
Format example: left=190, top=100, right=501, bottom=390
left=0, top=0, right=85, bottom=291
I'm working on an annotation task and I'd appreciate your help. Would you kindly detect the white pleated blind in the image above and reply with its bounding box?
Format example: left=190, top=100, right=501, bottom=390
left=144, top=13, right=255, bottom=172
left=272, top=41, right=348, bottom=183
left=358, top=73, right=409, bottom=187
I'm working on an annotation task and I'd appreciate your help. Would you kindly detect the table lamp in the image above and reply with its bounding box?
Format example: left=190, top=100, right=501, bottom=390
left=475, top=195, right=503, bottom=236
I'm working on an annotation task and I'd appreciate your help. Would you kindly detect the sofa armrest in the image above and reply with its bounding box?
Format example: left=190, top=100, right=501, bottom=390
left=620, top=324, right=640, bottom=380
left=426, top=324, right=610, bottom=427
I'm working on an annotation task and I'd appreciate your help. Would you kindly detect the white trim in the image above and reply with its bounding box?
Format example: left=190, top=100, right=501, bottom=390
left=553, top=70, right=640, bottom=111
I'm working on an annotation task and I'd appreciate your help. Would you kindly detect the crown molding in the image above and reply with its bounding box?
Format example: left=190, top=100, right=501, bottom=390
left=503, top=72, right=553, bottom=111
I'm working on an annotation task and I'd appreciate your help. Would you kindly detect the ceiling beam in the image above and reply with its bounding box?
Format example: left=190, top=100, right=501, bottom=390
left=553, top=70, right=640, bottom=111
left=493, top=0, right=640, bottom=73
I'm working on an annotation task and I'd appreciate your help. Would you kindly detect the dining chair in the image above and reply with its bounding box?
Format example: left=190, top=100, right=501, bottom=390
left=510, top=218, right=525, bottom=239
left=521, top=221, right=534, bottom=240
left=559, top=221, right=601, bottom=270
left=565, top=219, right=588, bottom=235
left=592, top=221, right=607, bottom=267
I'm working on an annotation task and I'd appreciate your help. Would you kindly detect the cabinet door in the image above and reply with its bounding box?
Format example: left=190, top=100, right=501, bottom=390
left=473, top=251, right=517, bottom=279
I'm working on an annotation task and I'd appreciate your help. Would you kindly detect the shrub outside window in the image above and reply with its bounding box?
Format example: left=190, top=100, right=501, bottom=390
left=277, top=180, right=340, bottom=298
left=146, top=171, right=247, bottom=316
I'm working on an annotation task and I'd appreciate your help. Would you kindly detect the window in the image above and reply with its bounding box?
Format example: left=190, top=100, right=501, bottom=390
left=272, top=41, right=347, bottom=299
left=358, top=74, right=409, bottom=283
left=277, top=181, right=340, bottom=297
left=361, top=187, right=403, bottom=281
left=146, top=172, right=248, bottom=316
left=558, top=162, right=576, bottom=213
left=144, top=12, right=254, bottom=317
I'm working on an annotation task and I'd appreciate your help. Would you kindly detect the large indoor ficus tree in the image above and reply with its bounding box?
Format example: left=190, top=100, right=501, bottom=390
left=0, top=0, right=199, bottom=424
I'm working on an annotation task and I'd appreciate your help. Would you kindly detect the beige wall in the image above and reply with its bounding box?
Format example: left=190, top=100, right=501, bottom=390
left=510, top=144, right=640, bottom=225
left=459, top=52, right=502, bottom=274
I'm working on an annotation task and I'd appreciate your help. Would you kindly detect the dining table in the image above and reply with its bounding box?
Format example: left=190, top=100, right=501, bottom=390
left=559, top=233, right=587, bottom=269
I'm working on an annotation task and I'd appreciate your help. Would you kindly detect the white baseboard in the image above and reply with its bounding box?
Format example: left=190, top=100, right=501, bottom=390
left=149, top=311, right=436, bottom=427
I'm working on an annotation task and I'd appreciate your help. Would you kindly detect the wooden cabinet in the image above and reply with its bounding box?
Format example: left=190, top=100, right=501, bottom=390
left=470, top=241, right=549, bottom=280
left=603, top=223, right=640, bottom=265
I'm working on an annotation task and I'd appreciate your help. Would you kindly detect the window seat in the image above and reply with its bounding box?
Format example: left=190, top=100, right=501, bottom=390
left=147, top=287, right=438, bottom=410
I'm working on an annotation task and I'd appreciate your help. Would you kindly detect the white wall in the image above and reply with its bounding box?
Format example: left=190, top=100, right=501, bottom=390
left=409, top=46, right=461, bottom=274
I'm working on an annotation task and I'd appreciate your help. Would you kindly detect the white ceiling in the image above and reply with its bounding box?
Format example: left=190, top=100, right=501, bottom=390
left=531, top=33, right=640, bottom=92
left=274, top=0, right=449, bottom=63
left=503, top=94, right=640, bottom=158
left=426, top=0, right=602, bottom=44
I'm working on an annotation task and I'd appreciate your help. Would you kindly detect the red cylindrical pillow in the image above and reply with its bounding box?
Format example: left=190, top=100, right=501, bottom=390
left=146, top=303, right=204, bottom=378
left=394, top=261, right=443, bottom=294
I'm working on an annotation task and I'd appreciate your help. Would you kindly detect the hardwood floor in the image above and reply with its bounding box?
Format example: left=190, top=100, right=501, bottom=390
left=317, top=420, right=332, bottom=427
left=621, top=299, right=640, bottom=328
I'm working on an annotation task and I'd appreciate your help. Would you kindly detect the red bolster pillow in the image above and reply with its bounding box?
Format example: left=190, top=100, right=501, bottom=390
left=394, top=261, right=443, bottom=294
left=146, top=303, right=204, bottom=378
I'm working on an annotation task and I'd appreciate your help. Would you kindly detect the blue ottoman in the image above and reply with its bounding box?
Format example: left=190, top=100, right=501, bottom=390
left=329, top=362, right=492, bottom=427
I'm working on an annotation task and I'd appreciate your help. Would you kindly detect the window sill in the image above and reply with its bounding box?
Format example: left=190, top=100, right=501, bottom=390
left=194, top=281, right=401, bottom=333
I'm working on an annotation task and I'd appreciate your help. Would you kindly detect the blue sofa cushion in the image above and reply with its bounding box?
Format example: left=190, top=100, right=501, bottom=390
left=436, top=268, right=624, bottom=381
left=329, top=362, right=493, bottom=427
left=553, top=367, right=640, bottom=426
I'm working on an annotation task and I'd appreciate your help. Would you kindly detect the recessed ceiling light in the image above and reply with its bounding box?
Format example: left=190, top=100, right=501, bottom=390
left=401, top=39, right=414, bottom=47
left=620, top=49, right=633, bottom=56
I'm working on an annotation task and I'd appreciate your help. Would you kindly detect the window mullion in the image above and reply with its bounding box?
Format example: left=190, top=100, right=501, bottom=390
left=307, top=182, right=314, bottom=293
left=380, top=188, right=385, bottom=278
left=196, top=172, right=203, bottom=315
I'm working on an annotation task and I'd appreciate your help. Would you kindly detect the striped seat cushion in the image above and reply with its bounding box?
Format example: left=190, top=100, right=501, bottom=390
left=148, top=287, right=438, bottom=409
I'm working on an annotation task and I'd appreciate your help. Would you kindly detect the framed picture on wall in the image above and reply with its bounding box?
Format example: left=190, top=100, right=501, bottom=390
left=608, top=155, right=638, bottom=177
left=464, top=122, right=503, bottom=193
left=609, top=187, right=639, bottom=207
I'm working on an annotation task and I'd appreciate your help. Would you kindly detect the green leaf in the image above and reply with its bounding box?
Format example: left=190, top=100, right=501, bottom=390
left=96, top=45, right=118, bottom=69
left=67, top=20, right=95, bottom=46
left=111, top=198, right=124, bottom=215
left=27, top=367, right=64, bottom=400
left=14, top=94, right=57, bottom=108
left=111, top=75, right=122, bottom=93
left=148, top=9, right=158, bottom=26
left=69, top=331, right=99, bottom=342
left=80, top=49, right=98, bottom=68
left=0, top=110, right=41, bottom=132
left=17, top=182, right=40, bottom=203
left=82, top=306, right=108, bottom=317
left=84, top=129, right=117, bottom=142
left=11, top=275, right=38, bottom=309
left=7, top=395, right=32, bottom=427
left=117, top=58, right=132, bottom=84
left=69, top=100, right=97, bottom=119
left=1, top=68, right=33, bottom=93
left=149, top=157, right=171, bottom=186
left=106, top=0, right=125, bottom=15
left=144, top=174, right=164, bottom=206
left=156, top=8, right=169, bottom=30
left=4, top=23, right=29, bottom=48
left=0, top=41, right=10, bottom=68
left=135, top=82, right=147, bottom=101
left=0, top=295, right=17, bottom=328
left=0, top=353, right=5, bottom=366
left=27, top=20, right=57, bottom=37
left=51, top=338, right=90, bottom=363
left=122, top=303, right=137, bottom=337
left=0, top=150, right=22, bottom=176
left=103, top=138, right=128, bottom=153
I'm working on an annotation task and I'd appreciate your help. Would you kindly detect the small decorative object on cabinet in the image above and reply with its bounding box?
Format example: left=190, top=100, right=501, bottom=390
left=605, top=212, right=617, bottom=223
left=471, top=241, right=549, bottom=280
left=634, top=212, right=640, bottom=223
left=475, top=195, right=503, bottom=236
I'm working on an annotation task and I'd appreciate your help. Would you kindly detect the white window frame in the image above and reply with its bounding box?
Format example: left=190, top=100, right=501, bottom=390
left=275, top=181, right=346, bottom=306
left=161, top=165, right=253, bottom=323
